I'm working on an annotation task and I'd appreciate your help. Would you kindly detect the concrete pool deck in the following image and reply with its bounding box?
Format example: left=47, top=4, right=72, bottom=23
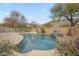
left=16, top=48, right=60, bottom=56
left=0, top=33, right=60, bottom=56
left=0, top=33, right=23, bottom=44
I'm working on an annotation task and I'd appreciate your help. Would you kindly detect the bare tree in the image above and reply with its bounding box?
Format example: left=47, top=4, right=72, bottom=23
left=31, top=21, right=39, bottom=28
left=4, top=11, right=27, bottom=28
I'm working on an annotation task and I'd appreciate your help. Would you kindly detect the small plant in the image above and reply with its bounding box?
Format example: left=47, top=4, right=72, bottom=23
left=0, top=40, right=16, bottom=56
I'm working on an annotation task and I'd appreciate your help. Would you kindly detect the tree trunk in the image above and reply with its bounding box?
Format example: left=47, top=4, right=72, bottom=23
left=67, top=22, right=75, bottom=36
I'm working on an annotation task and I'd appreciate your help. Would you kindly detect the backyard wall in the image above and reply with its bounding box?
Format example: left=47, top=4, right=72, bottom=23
left=31, top=27, right=69, bottom=35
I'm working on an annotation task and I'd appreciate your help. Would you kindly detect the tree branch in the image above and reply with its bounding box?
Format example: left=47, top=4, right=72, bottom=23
left=65, top=15, right=73, bottom=23
left=73, top=19, right=79, bottom=26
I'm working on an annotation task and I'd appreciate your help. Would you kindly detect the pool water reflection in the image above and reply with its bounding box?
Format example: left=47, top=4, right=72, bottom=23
left=18, top=34, right=56, bottom=53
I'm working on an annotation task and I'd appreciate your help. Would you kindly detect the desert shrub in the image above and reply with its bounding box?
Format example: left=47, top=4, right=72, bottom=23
left=57, top=37, right=79, bottom=56
left=60, top=24, right=70, bottom=27
left=0, top=40, right=16, bottom=56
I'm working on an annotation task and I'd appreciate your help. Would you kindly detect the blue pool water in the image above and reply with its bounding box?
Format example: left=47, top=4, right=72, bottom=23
left=18, top=34, right=56, bottom=53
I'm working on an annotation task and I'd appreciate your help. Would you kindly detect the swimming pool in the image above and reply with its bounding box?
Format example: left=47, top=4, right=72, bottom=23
left=18, top=34, right=56, bottom=53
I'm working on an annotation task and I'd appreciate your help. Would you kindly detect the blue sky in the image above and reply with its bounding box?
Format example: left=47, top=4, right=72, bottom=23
left=0, top=3, right=55, bottom=24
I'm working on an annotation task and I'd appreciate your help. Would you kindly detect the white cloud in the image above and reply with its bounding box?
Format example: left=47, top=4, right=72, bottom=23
left=41, top=9, right=47, bottom=12
left=0, top=11, right=10, bottom=23
left=27, top=16, right=35, bottom=19
left=0, top=11, right=5, bottom=14
left=6, top=3, right=12, bottom=6
left=5, top=12, right=10, bottom=16
left=2, top=3, right=12, bottom=7
left=0, top=11, right=10, bottom=16
left=27, top=16, right=36, bottom=21
left=26, top=16, right=36, bottom=23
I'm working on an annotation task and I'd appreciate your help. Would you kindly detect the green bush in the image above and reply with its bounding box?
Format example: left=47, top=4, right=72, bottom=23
left=0, top=40, right=16, bottom=56
left=57, top=37, right=79, bottom=56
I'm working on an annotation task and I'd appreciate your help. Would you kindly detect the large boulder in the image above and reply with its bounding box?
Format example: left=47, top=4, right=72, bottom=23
left=51, top=30, right=64, bottom=37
